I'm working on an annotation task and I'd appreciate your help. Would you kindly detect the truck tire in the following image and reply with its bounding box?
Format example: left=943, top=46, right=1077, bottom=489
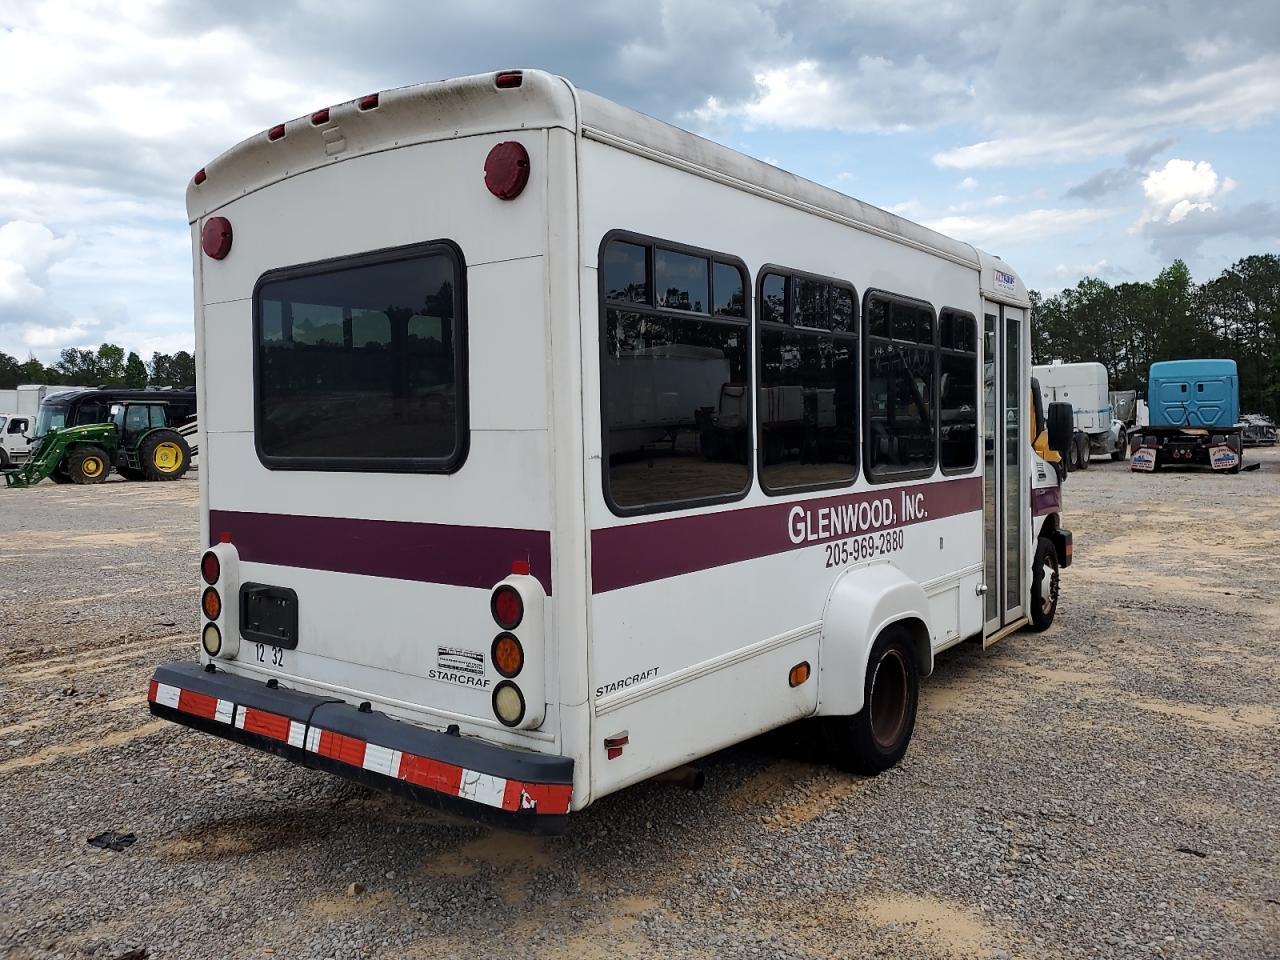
left=0, top=448, right=8, bottom=469
left=139, top=430, right=191, bottom=481
left=825, top=624, right=919, bottom=775
left=1111, top=431, right=1126, bottom=460
left=67, top=446, right=110, bottom=484
left=1029, top=537, right=1060, bottom=631
left=1076, top=436, right=1090, bottom=470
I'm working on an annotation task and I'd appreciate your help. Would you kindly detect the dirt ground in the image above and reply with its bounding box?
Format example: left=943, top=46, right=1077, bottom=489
left=0, top=452, right=1277, bottom=960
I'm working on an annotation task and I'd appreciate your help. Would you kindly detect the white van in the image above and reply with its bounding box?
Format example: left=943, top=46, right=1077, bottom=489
left=148, top=70, right=1071, bottom=832
left=0, top=414, right=33, bottom=467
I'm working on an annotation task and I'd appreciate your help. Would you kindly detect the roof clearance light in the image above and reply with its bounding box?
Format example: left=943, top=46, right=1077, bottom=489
left=311, top=108, right=330, bottom=125
left=484, top=141, right=530, bottom=201
left=495, top=71, right=524, bottom=89
left=201, top=550, right=221, bottom=584
left=193, top=168, right=207, bottom=185
left=491, top=585, right=524, bottom=630
left=201, top=217, right=233, bottom=260
left=267, top=124, right=286, bottom=142
left=358, top=93, right=379, bottom=110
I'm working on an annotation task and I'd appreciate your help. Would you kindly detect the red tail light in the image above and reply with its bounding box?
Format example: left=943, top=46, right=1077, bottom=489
left=201, top=217, right=233, bottom=260
left=267, top=124, right=286, bottom=142
left=484, top=141, right=530, bottom=201
left=495, top=71, right=523, bottom=89
left=193, top=168, right=207, bottom=185
left=491, top=585, right=523, bottom=630
left=311, top=108, right=330, bottom=125
left=358, top=93, right=379, bottom=110
left=201, top=551, right=220, bottom=585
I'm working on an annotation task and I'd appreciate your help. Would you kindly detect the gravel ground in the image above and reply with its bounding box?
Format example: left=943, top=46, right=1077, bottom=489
left=1, top=454, right=1277, bottom=960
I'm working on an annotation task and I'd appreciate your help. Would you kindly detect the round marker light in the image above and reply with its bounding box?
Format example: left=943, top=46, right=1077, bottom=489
left=491, top=585, right=523, bottom=630
left=202, top=587, right=222, bottom=620
left=201, top=217, right=233, bottom=260
left=202, top=623, right=222, bottom=657
left=483, top=141, right=530, bottom=200
left=491, top=633, right=524, bottom=678
left=201, top=550, right=220, bottom=585
left=492, top=681, right=526, bottom=727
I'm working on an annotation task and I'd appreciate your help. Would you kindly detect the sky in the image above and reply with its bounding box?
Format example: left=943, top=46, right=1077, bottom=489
left=1, top=0, right=1278, bottom=364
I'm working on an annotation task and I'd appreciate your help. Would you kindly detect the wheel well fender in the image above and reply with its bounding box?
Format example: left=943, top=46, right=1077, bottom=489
left=816, top=561, right=933, bottom=717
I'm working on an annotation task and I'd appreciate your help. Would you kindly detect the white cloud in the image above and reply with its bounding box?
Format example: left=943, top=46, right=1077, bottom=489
left=924, top=207, right=1115, bottom=247
left=958, top=177, right=978, bottom=191
left=1054, top=259, right=1130, bottom=281
left=684, top=57, right=971, bottom=134
left=1135, top=159, right=1222, bottom=227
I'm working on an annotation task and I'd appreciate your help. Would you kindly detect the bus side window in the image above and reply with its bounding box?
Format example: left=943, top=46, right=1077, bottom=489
left=599, top=233, right=751, bottom=514
left=757, top=267, right=859, bottom=494
left=863, top=290, right=938, bottom=482
left=939, top=308, right=978, bottom=474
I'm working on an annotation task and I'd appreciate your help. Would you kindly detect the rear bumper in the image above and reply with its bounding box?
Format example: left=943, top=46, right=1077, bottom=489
left=148, top=661, right=573, bottom=834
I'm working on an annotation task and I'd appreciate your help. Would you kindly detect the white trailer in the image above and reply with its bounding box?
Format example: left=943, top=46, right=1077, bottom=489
left=1032, top=362, right=1126, bottom=467
left=148, top=70, right=1072, bottom=832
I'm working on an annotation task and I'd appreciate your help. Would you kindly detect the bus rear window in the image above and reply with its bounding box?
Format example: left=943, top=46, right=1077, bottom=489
left=253, top=242, right=467, bottom=472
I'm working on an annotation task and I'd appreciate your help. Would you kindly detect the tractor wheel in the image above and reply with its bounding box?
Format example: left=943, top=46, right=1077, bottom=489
left=49, top=465, right=74, bottom=484
left=0, top=449, right=8, bottom=469
left=67, top=446, right=111, bottom=484
left=139, top=430, right=191, bottom=481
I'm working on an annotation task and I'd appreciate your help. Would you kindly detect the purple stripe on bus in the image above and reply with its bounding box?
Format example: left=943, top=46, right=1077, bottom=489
left=209, top=510, right=553, bottom=595
left=1031, top=485, right=1061, bottom=517
left=591, top=476, right=983, bottom=594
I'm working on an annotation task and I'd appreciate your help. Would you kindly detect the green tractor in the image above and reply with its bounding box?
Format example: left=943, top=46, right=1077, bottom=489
left=3, top=400, right=192, bottom=488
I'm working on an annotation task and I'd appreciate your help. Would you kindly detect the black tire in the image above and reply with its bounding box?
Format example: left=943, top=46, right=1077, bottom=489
left=826, top=625, right=919, bottom=775
left=66, top=446, right=110, bottom=484
left=49, top=466, right=73, bottom=484
left=1029, top=537, right=1060, bottom=631
left=0, top=448, right=8, bottom=469
left=1111, top=431, right=1125, bottom=460
left=139, top=430, right=191, bottom=481
left=1077, top=437, right=1090, bottom=470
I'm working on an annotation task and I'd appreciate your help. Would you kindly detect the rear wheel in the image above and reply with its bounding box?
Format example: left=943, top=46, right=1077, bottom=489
left=139, top=430, right=191, bottom=481
left=0, top=449, right=8, bottom=469
left=67, top=446, right=110, bottom=484
left=1077, top=436, right=1090, bottom=470
left=1029, top=537, right=1060, bottom=631
left=1111, top=430, right=1126, bottom=460
left=826, top=625, right=919, bottom=775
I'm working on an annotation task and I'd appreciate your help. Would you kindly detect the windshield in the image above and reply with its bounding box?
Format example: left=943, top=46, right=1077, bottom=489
left=35, top=403, right=68, bottom=437
left=0, top=416, right=7, bottom=433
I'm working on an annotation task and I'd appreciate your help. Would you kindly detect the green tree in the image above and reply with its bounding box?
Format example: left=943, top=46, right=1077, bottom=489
left=124, top=351, right=148, bottom=388
left=54, top=347, right=101, bottom=383
left=96, top=343, right=126, bottom=385
left=20, top=355, right=61, bottom=384
left=0, top=351, right=20, bottom=389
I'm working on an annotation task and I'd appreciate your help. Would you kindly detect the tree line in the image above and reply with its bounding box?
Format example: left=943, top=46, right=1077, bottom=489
left=1032, top=253, right=1280, bottom=418
left=0, top=345, right=195, bottom=390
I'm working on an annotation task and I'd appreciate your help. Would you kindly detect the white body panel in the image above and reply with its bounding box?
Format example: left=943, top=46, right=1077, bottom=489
left=186, top=70, right=1055, bottom=813
left=1033, top=362, right=1111, bottom=434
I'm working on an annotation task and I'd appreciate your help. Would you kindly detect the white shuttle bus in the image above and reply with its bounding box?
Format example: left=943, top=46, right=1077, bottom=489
left=149, top=70, right=1071, bottom=832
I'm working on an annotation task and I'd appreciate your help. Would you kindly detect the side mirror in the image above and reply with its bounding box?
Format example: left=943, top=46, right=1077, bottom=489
left=1047, top=401, right=1074, bottom=459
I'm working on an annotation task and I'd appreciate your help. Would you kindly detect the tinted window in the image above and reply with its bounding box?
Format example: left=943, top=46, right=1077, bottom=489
left=603, top=242, right=648, bottom=303
left=939, top=309, right=978, bottom=473
left=758, top=270, right=858, bottom=492
left=761, top=273, right=786, bottom=324
left=600, top=236, right=750, bottom=512
left=713, top=262, right=746, bottom=317
left=255, top=243, right=466, bottom=471
left=864, top=292, right=938, bottom=479
left=655, top=249, right=709, bottom=312
left=73, top=401, right=106, bottom=426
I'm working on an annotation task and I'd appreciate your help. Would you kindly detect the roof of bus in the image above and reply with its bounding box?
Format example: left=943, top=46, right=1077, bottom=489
left=41, top=388, right=196, bottom=406
left=187, top=70, right=1027, bottom=303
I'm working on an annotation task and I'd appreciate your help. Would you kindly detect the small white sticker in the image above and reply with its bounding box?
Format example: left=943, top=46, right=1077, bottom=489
left=994, top=268, right=1017, bottom=290
left=1131, top=448, right=1156, bottom=472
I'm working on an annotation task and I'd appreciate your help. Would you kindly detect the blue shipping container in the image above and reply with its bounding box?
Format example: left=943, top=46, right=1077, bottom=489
left=1148, top=359, right=1239, bottom=428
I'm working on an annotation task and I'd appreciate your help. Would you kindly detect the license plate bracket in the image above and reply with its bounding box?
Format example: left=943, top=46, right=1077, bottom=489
left=239, top=583, right=299, bottom=649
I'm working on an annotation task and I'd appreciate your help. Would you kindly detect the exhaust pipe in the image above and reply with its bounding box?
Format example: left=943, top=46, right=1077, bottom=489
left=654, top=765, right=705, bottom=791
